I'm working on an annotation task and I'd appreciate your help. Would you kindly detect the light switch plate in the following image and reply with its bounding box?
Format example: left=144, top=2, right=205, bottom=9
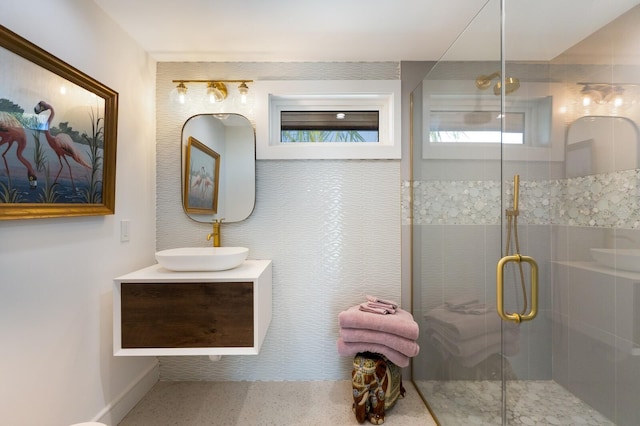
left=120, top=219, right=130, bottom=242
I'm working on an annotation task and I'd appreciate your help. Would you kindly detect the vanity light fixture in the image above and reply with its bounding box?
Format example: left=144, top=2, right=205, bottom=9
left=172, top=79, right=253, bottom=105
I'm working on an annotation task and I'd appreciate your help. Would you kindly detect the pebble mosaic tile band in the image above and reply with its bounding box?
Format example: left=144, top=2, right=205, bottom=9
left=404, top=169, right=640, bottom=229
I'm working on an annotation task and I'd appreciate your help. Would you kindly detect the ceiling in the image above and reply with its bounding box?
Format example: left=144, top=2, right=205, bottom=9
left=91, top=0, right=640, bottom=62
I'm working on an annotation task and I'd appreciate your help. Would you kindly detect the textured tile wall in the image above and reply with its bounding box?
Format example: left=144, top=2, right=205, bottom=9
left=405, top=169, right=640, bottom=229
left=160, top=160, right=402, bottom=381
left=156, top=62, right=402, bottom=381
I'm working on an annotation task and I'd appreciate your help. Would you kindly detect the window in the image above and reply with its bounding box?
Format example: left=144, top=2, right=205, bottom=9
left=280, top=110, right=379, bottom=142
left=429, top=111, right=525, bottom=144
left=255, top=80, right=400, bottom=159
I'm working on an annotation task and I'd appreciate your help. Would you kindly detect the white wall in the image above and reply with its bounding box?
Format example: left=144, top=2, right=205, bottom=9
left=0, top=1, right=157, bottom=425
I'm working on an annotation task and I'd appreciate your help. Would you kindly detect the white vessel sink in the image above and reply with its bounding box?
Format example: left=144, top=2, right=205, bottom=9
left=590, top=248, right=640, bottom=273
left=155, top=247, right=249, bottom=271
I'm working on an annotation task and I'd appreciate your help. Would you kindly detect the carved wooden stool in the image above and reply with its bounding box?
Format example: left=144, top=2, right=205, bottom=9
left=351, top=352, right=406, bottom=424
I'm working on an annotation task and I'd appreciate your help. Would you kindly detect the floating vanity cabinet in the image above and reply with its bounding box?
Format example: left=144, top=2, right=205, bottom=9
left=113, top=260, right=272, bottom=356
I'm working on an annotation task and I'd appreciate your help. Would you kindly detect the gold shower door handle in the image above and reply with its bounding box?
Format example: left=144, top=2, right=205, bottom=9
left=496, top=254, right=538, bottom=323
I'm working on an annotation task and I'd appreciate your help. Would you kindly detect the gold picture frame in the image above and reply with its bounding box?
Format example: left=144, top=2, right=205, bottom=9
left=0, top=25, right=118, bottom=220
left=183, top=137, right=220, bottom=214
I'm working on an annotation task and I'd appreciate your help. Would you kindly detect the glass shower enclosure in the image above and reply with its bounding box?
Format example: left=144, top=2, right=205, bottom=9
left=410, top=0, right=640, bottom=424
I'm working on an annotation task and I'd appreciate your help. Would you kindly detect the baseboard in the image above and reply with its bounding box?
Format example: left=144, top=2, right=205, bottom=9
left=94, top=361, right=159, bottom=425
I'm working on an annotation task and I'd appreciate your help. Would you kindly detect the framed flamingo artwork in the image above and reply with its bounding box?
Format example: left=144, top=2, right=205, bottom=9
left=183, top=136, right=220, bottom=215
left=0, top=24, right=118, bottom=220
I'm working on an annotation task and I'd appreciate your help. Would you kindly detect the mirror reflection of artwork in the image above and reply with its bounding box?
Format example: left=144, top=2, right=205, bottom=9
left=181, top=113, right=255, bottom=223
left=183, top=136, right=220, bottom=214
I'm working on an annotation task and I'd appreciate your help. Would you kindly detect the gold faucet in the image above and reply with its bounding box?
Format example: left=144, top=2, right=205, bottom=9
left=206, top=219, right=224, bottom=247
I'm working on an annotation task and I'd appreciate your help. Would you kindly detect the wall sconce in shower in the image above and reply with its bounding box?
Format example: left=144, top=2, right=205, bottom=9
left=476, top=71, right=520, bottom=96
left=578, top=82, right=629, bottom=108
left=171, top=79, right=253, bottom=105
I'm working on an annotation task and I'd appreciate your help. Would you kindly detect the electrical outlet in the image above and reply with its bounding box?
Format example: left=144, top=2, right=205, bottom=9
left=120, top=219, right=130, bottom=242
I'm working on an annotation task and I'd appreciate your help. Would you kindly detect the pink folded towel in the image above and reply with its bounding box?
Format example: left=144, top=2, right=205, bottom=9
left=429, top=333, right=520, bottom=367
left=447, top=302, right=492, bottom=315
left=425, top=328, right=519, bottom=358
left=366, top=295, right=399, bottom=309
left=336, top=337, right=410, bottom=368
left=339, top=306, right=419, bottom=340
left=424, top=305, right=510, bottom=340
left=340, top=327, right=420, bottom=357
left=359, top=302, right=396, bottom=315
left=367, top=301, right=397, bottom=311
left=444, top=296, right=479, bottom=310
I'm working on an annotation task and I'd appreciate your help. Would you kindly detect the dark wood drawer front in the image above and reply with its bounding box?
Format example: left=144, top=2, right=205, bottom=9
left=121, top=282, right=254, bottom=348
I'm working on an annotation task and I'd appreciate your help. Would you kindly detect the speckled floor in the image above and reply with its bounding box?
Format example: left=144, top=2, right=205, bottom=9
left=118, top=380, right=436, bottom=425
left=415, top=380, right=614, bottom=425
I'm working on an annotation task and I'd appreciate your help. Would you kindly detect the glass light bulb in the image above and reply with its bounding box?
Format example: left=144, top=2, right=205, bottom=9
left=238, top=82, right=249, bottom=105
left=207, top=82, right=227, bottom=103
left=613, top=96, right=624, bottom=108
left=175, top=82, right=188, bottom=105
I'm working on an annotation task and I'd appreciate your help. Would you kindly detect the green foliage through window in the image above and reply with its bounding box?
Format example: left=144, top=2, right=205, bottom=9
left=281, top=130, right=377, bottom=142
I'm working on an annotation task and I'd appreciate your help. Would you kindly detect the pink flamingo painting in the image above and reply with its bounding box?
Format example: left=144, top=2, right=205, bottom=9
left=200, top=175, right=213, bottom=198
left=0, top=111, right=38, bottom=189
left=34, top=100, right=91, bottom=190
left=191, top=166, right=205, bottom=193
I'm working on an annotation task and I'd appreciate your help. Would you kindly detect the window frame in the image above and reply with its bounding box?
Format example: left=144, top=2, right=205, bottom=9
left=255, top=80, right=401, bottom=159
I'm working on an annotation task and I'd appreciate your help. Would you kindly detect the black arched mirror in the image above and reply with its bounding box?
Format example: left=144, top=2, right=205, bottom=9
left=181, top=113, right=255, bottom=223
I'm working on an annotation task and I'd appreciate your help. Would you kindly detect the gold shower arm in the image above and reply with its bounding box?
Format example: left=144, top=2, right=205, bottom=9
left=475, top=72, right=501, bottom=90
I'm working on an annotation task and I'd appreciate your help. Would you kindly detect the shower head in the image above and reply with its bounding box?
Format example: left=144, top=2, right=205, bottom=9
left=513, top=174, right=520, bottom=213
left=494, top=77, right=521, bottom=96
left=475, top=71, right=520, bottom=96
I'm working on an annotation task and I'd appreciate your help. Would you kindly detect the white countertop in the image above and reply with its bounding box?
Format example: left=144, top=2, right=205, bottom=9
left=115, top=259, right=272, bottom=283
